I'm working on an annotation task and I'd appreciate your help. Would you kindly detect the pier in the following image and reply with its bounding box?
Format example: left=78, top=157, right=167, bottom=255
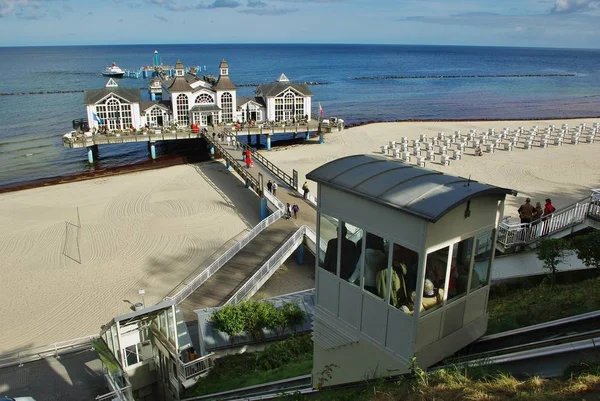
left=61, top=121, right=342, bottom=163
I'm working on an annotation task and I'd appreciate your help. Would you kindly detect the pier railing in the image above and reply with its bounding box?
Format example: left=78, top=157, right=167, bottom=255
left=178, top=353, right=215, bottom=382
left=497, top=191, right=600, bottom=248
left=164, top=134, right=284, bottom=305
left=224, top=225, right=307, bottom=305
left=0, top=334, right=98, bottom=369
left=235, top=137, right=298, bottom=190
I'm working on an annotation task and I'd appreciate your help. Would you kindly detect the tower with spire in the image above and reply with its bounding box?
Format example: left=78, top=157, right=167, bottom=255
left=214, top=59, right=238, bottom=123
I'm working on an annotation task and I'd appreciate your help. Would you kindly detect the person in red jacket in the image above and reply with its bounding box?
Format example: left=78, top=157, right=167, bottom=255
left=544, top=198, right=556, bottom=215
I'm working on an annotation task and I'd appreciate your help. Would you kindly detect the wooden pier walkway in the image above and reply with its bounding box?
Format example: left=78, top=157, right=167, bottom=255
left=178, top=139, right=320, bottom=322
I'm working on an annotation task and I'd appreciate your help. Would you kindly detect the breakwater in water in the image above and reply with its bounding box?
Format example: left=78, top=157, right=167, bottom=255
left=353, top=73, right=577, bottom=80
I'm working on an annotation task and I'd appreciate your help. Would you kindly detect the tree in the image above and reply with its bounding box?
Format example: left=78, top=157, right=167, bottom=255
left=570, top=231, right=600, bottom=270
left=536, top=238, right=569, bottom=288
left=281, top=302, right=306, bottom=334
left=265, top=306, right=287, bottom=338
left=210, top=304, right=245, bottom=346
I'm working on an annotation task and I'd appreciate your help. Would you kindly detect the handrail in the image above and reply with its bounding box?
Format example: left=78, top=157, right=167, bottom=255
left=238, top=140, right=297, bottom=190
left=497, top=193, right=596, bottom=248
left=179, top=352, right=215, bottom=381
left=0, top=334, right=98, bottom=369
left=224, top=225, right=308, bottom=305
left=162, top=131, right=285, bottom=305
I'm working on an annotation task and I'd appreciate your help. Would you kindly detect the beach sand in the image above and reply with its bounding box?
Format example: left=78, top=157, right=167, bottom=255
left=261, top=118, right=600, bottom=219
left=0, top=162, right=260, bottom=353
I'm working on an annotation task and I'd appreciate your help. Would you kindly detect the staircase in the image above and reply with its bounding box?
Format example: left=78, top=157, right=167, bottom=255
left=497, top=189, right=600, bottom=252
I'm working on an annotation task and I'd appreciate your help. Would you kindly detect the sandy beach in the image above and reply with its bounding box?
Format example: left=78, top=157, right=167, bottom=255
left=262, top=118, right=600, bottom=219
left=0, top=162, right=260, bottom=353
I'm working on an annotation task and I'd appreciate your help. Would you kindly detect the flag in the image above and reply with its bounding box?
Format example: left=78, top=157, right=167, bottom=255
left=318, top=102, right=324, bottom=118
left=93, top=112, right=103, bottom=124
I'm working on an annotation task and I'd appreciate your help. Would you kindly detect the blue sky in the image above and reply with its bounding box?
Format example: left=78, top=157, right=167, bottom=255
left=0, top=0, right=599, bottom=48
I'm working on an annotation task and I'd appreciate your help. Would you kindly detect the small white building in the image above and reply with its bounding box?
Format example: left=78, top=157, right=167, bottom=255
left=84, top=78, right=142, bottom=131
left=306, top=154, right=515, bottom=387
left=255, top=73, right=313, bottom=122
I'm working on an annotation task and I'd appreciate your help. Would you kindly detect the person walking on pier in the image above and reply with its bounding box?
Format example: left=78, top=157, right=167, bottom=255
left=272, top=182, right=278, bottom=196
left=302, top=182, right=310, bottom=200
left=292, top=203, right=300, bottom=219
left=267, top=180, right=273, bottom=193
left=286, top=203, right=292, bottom=219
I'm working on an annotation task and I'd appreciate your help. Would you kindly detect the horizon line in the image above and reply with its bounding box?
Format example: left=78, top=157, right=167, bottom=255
left=1, top=42, right=599, bottom=52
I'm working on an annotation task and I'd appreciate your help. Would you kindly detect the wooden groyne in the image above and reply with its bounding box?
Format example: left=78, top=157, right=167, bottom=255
left=353, top=73, right=577, bottom=80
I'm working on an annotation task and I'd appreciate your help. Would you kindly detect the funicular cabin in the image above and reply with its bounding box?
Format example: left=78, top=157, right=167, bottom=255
left=306, top=154, right=515, bottom=386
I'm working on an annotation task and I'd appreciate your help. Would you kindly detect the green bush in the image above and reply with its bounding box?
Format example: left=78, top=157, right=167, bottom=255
left=256, top=335, right=313, bottom=371
left=210, top=300, right=307, bottom=340
left=536, top=238, right=570, bottom=288
left=210, top=303, right=245, bottom=345
left=281, top=302, right=306, bottom=333
left=569, top=231, right=600, bottom=270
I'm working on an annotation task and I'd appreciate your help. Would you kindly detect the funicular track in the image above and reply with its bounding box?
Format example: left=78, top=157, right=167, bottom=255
left=184, top=311, right=600, bottom=401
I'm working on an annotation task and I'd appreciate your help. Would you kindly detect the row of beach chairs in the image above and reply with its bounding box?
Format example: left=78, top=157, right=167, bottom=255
left=380, top=122, right=599, bottom=168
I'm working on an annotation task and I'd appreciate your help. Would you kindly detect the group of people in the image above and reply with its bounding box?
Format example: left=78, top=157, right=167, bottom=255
left=266, top=180, right=278, bottom=196
left=518, top=197, right=556, bottom=225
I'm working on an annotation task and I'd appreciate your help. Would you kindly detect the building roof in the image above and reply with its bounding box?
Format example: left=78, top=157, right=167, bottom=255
left=84, top=88, right=141, bottom=104
left=175, top=59, right=184, bottom=70
left=184, top=71, right=202, bottom=84
left=139, top=100, right=170, bottom=112
left=219, top=59, right=229, bottom=69
left=167, top=76, right=193, bottom=92
left=236, top=96, right=265, bottom=108
left=190, top=104, right=221, bottom=112
left=306, top=154, right=516, bottom=223
left=213, top=75, right=237, bottom=90
left=255, top=81, right=313, bottom=97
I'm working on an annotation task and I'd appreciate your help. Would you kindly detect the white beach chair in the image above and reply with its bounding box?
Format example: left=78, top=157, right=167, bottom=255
left=453, top=150, right=462, bottom=160
left=525, top=141, right=533, bottom=150
left=417, top=156, right=426, bottom=167
left=427, top=150, right=435, bottom=161
left=413, top=146, right=421, bottom=156
left=486, top=143, right=495, bottom=153
left=381, top=145, right=388, bottom=154
left=440, top=145, right=448, bottom=156
left=504, top=143, right=512, bottom=151
left=402, top=151, right=411, bottom=162
left=540, top=139, right=548, bottom=148
left=441, top=154, right=450, bottom=166
left=571, top=136, right=579, bottom=145
left=554, top=137, right=563, bottom=146
left=586, top=135, right=594, bottom=144
left=393, top=148, right=401, bottom=159
left=401, top=143, right=409, bottom=152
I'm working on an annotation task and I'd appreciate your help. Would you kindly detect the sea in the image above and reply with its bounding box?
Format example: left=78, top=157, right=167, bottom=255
left=1, top=44, right=600, bottom=189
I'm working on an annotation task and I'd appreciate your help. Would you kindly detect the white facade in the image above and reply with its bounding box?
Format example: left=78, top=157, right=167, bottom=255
left=86, top=94, right=142, bottom=131
left=140, top=104, right=171, bottom=128
left=255, top=74, right=313, bottom=123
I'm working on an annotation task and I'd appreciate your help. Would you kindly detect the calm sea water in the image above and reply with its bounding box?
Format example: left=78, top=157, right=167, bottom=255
left=1, top=44, right=600, bottom=187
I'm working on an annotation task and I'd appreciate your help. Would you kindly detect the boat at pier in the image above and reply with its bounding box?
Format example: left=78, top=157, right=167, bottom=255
left=102, top=62, right=125, bottom=78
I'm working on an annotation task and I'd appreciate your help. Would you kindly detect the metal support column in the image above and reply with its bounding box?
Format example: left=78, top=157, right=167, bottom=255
left=296, top=244, right=304, bottom=265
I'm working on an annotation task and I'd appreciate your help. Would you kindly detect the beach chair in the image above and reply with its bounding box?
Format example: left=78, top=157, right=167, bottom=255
left=540, top=139, right=548, bottom=148
left=554, top=137, right=563, bottom=146
left=401, top=143, right=409, bottom=152
left=525, top=141, right=533, bottom=150
left=413, top=146, right=421, bottom=156
left=486, top=143, right=495, bottom=153
left=402, top=151, right=411, bottom=162
left=586, top=135, right=594, bottom=144
left=401, top=136, right=408, bottom=145
left=426, top=150, right=435, bottom=161
left=441, top=154, right=450, bottom=166
left=504, top=143, right=512, bottom=151
left=389, top=141, right=396, bottom=148
left=419, top=134, right=427, bottom=142
left=393, top=148, right=401, bottom=159
left=571, top=136, right=579, bottom=145
left=453, top=150, right=462, bottom=160
left=440, top=145, right=448, bottom=156
left=417, top=156, right=426, bottom=167
left=381, top=145, right=389, bottom=154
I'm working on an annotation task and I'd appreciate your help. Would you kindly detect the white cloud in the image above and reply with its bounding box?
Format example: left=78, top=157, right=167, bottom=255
left=551, top=0, right=600, bottom=13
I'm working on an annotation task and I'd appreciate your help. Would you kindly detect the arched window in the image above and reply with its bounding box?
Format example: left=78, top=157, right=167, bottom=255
left=148, top=107, right=166, bottom=127
left=95, top=96, right=132, bottom=130
left=221, top=92, right=233, bottom=123
left=176, top=94, right=189, bottom=126
left=195, top=93, right=213, bottom=104
left=275, top=90, right=297, bottom=122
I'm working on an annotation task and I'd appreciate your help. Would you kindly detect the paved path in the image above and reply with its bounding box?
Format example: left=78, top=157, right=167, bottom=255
left=0, top=349, right=106, bottom=401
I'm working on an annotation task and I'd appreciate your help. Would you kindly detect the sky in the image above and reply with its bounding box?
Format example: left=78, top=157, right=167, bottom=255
left=0, top=0, right=599, bottom=48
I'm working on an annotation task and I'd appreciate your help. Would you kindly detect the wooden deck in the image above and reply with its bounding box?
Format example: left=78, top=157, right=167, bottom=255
left=179, top=219, right=297, bottom=322
left=62, top=123, right=318, bottom=149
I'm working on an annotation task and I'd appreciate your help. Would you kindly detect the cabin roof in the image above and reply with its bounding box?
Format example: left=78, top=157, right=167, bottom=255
left=255, top=81, right=313, bottom=97
left=307, top=154, right=516, bottom=223
left=84, top=88, right=141, bottom=104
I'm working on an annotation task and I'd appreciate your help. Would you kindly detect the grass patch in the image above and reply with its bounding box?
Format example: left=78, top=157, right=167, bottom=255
left=276, top=363, right=600, bottom=401
left=188, top=335, right=313, bottom=397
left=486, top=275, right=600, bottom=335
left=92, top=338, right=121, bottom=374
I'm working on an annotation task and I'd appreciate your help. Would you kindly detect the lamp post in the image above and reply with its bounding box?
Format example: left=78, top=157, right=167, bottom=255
left=139, top=289, right=145, bottom=307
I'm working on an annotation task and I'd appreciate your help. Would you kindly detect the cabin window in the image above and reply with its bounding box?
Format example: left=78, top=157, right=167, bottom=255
left=125, top=344, right=140, bottom=367
left=391, top=243, right=419, bottom=313
left=318, top=213, right=339, bottom=275
left=473, top=230, right=494, bottom=288
left=447, top=237, right=475, bottom=303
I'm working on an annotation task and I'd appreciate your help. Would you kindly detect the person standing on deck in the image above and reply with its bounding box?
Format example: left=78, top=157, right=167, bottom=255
left=544, top=198, right=556, bottom=216
left=267, top=180, right=273, bottom=193
left=292, top=203, right=300, bottom=219
left=302, top=182, right=310, bottom=200
left=286, top=203, right=292, bottom=219
left=272, top=182, right=278, bottom=196
left=518, top=198, right=534, bottom=224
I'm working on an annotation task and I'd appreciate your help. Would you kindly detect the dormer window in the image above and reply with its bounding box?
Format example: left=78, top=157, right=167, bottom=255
left=221, top=68, right=228, bottom=75
left=176, top=69, right=184, bottom=77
